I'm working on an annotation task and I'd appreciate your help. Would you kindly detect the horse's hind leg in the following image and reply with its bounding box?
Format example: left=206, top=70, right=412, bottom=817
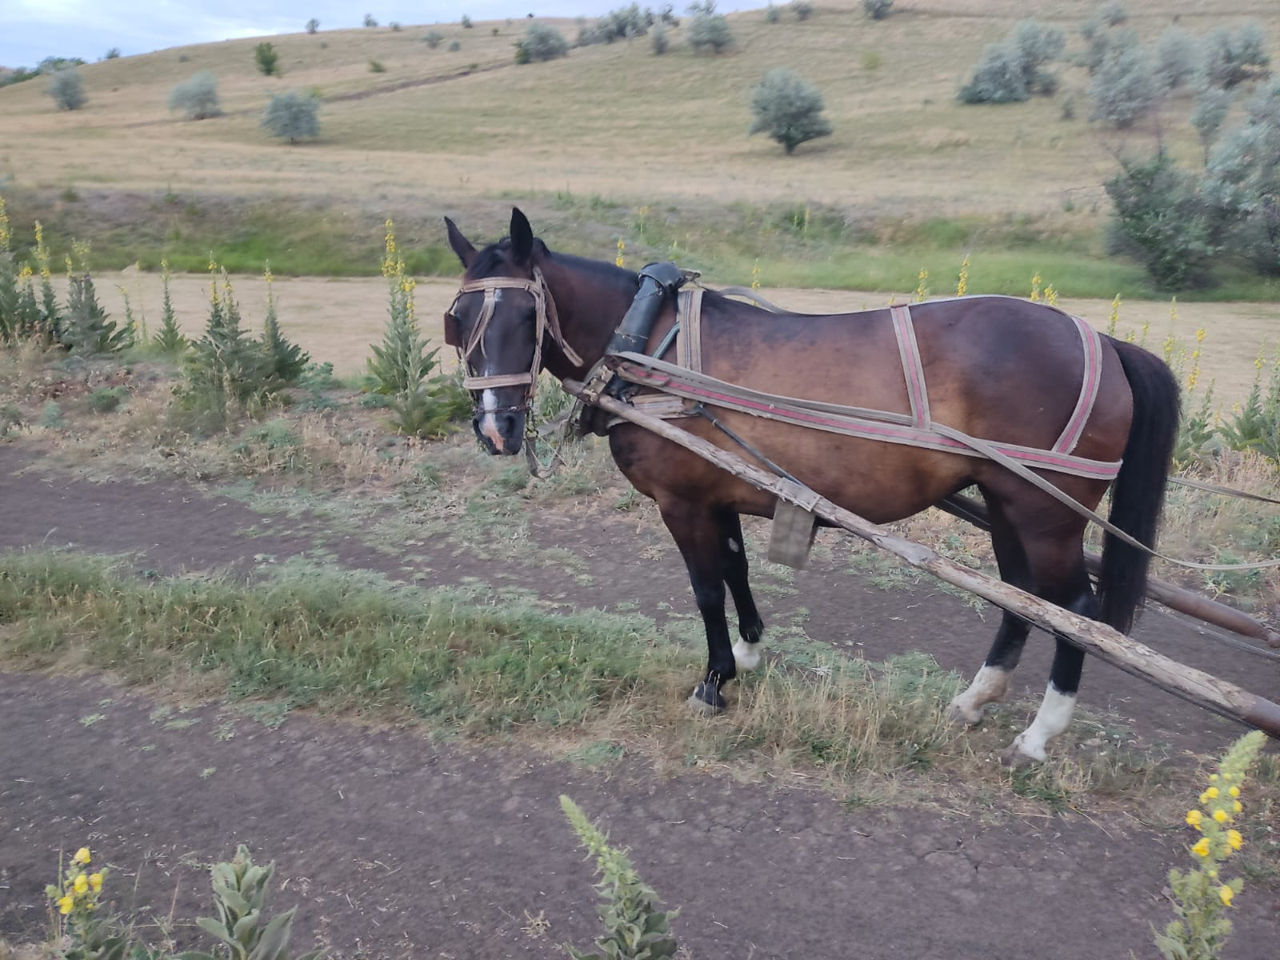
left=718, top=510, right=766, bottom=672
left=949, top=504, right=1031, bottom=724
left=1006, top=528, right=1098, bottom=763
left=658, top=498, right=740, bottom=711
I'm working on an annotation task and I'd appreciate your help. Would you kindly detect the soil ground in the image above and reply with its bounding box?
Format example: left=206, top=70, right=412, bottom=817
left=1, top=442, right=1278, bottom=959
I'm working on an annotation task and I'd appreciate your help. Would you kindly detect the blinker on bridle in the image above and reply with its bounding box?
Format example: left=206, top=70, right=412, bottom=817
left=444, top=265, right=582, bottom=414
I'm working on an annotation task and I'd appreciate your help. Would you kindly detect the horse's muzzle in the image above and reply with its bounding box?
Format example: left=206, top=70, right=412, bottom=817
left=472, top=409, right=525, bottom=456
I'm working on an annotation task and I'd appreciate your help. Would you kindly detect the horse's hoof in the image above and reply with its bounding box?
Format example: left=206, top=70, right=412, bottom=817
left=687, top=682, right=726, bottom=714
left=1001, top=738, right=1045, bottom=767
left=946, top=699, right=985, bottom=727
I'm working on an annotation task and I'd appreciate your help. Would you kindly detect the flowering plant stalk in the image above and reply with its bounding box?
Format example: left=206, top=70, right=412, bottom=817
left=1154, top=730, right=1266, bottom=960
left=44, top=846, right=126, bottom=960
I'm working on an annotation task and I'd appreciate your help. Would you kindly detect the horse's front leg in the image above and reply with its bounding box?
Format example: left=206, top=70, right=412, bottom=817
left=658, top=498, right=739, bottom=712
left=718, top=509, right=765, bottom=672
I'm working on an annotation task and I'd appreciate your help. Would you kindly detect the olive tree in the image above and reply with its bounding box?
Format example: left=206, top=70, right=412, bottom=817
left=168, top=71, right=222, bottom=120
left=261, top=91, right=320, bottom=143
left=749, top=68, right=832, bottom=155
left=47, top=67, right=86, bottom=110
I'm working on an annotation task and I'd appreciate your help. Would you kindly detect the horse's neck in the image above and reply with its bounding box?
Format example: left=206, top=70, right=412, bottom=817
left=541, top=255, right=634, bottom=381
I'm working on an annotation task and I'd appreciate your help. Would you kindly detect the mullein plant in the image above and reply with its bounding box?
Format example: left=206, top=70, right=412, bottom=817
left=1153, top=731, right=1267, bottom=960
left=44, top=846, right=127, bottom=960
left=152, top=257, right=188, bottom=354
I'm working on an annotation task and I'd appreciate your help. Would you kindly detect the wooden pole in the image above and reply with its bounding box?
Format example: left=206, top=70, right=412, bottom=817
left=565, top=380, right=1280, bottom=740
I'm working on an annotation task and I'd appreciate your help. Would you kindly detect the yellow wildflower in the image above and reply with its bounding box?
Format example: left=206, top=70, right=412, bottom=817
left=1209, top=773, right=1219, bottom=782
left=58, top=895, right=75, bottom=915
left=1228, top=785, right=1240, bottom=797
left=89, top=873, right=103, bottom=892
left=1219, top=885, right=1234, bottom=907
left=73, top=873, right=89, bottom=894
left=1191, top=837, right=1211, bottom=858
left=1227, top=830, right=1243, bottom=851
left=1185, top=809, right=1203, bottom=829
left=73, top=847, right=91, bottom=865
left=1213, top=809, right=1229, bottom=824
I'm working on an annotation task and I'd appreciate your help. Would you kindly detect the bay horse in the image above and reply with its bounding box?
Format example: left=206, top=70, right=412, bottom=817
left=444, top=208, right=1180, bottom=763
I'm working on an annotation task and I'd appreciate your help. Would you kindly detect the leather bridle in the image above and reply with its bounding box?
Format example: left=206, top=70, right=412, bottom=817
left=444, top=266, right=582, bottom=413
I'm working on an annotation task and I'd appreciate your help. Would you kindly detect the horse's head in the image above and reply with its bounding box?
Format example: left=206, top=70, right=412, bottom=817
left=445, top=207, right=579, bottom=456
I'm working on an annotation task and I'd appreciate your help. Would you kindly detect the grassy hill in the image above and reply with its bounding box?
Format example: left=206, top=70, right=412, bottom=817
left=1, top=0, right=1278, bottom=297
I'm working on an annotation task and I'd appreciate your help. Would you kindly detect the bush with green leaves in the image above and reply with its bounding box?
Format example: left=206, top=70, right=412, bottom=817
left=254, top=42, right=280, bottom=77
left=168, top=70, right=222, bottom=120
left=749, top=67, right=832, bottom=155
left=516, top=23, right=570, bottom=64
left=1198, top=22, right=1270, bottom=90
left=423, top=29, right=445, bottom=47
left=306, top=18, right=319, bottom=33
left=1190, top=85, right=1231, bottom=164
left=687, top=1, right=732, bottom=53
left=958, top=19, right=1062, bottom=104
left=764, top=3, right=780, bottom=23
left=262, top=91, right=319, bottom=143
left=363, top=12, right=378, bottom=27
left=1105, top=152, right=1216, bottom=290
left=862, top=0, right=892, bottom=20
left=62, top=259, right=131, bottom=355
left=47, top=67, right=86, bottom=110
left=792, top=0, right=812, bottom=20
left=577, top=4, right=653, bottom=45
left=1089, top=34, right=1159, bottom=129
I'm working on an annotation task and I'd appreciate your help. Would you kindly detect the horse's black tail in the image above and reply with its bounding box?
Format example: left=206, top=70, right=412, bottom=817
left=1099, top=339, right=1181, bottom=633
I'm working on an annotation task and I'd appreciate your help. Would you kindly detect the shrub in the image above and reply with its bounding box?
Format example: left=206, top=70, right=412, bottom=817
left=87, top=386, right=127, bottom=414
left=363, top=12, right=378, bottom=27
left=104, top=48, right=121, bottom=59
left=651, top=23, right=669, bottom=54
left=862, top=0, right=892, bottom=20
left=1089, top=36, right=1159, bottom=128
left=1190, top=85, right=1231, bottom=164
left=516, top=23, right=570, bottom=63
left=306, top=17, right=319, bottom=33
left=764, top=3, right=780, bottom=23
left=1105, top=152, right=1216, bottom=290
left=168, top=71, right=222, bottom=120
left=47, top=67, right=86, bottom=110
left=1202, top=79, right=1280, bottom=274
left=1199, top=22, right=1270, bottom=90
left=448, top=40, right=461, bottom=51
left=578, top=4, right=653, bottom=45
left=254, top=42, right=280, bottom=76
left=368, top=58, right=386, bottom=72
left=261, top=91, right=320, bottom=142
left=959, top=43, right=1030, bottom=104
left=958, top=19, right=1062, bottom=104
left=749, top=67, right=832, bottom=154
left=688, top=2, right=733, bottom=54
left=792, top=0, right=812, bottom=20
left=423, top=30, right=445, bottom=47
left=1152, top=26, right=1198, bottom=92
left=461, top=14, right=472, bottom=28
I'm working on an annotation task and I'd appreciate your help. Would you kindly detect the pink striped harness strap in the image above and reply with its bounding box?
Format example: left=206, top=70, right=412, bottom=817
left=613, top=299, right=1120, bottom=481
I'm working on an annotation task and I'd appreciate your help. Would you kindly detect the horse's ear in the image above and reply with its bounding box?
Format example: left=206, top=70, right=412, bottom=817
left=510, top=207, right=535, bottom=265
left=444, top=216, right=476, bottom=268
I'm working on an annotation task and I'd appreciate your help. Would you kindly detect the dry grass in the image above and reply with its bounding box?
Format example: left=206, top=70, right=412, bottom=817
left=1, top=0, right=1276, bottom=223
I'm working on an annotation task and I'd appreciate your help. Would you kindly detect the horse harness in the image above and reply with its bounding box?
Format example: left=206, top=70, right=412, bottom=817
left=443, top=266, right=581, bottom=413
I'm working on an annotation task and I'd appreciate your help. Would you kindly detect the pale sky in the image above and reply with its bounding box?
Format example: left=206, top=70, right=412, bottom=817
left=1, top=0, right=759, bottom=69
